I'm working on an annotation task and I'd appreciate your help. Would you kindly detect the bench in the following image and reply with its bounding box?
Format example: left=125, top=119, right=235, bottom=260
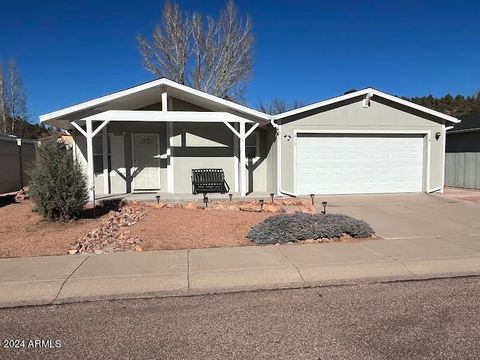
left=191, top=169, right=230, bottom=195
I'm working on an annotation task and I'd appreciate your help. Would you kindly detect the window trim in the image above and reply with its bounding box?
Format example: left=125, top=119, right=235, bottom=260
left=245, top=132, right=260, bottom=160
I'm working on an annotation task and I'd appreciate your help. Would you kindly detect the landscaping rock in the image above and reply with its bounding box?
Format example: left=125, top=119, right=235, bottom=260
left=15, top=189, right=29, bottom=202
left=239, top=204, right=261, bottom=212
left=68, top=204, right=147, bottom=255
left=262, top=204, right=286, bottom=213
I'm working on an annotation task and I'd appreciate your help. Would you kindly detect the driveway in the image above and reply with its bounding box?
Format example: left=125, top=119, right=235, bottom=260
left=318, top=192, right=480, bottom=239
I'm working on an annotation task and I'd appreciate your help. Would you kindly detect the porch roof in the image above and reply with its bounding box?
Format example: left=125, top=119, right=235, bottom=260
left=39, top=78, right=271, bottom=129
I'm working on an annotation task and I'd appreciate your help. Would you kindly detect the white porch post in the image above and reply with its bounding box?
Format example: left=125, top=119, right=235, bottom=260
left=102, top=126, right=109, bottom=195
left=239, top=121, right=246, bottom=197
left=163, top=91, right=174, bottom=193
left=86, top=119, right=95, bottom=202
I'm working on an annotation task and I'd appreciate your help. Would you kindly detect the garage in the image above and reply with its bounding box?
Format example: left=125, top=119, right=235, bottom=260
left=295, top=133, right=425, bottom=195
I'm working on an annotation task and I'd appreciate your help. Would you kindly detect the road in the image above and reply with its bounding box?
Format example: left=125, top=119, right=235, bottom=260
left=0, top=277, right=479, bottom=359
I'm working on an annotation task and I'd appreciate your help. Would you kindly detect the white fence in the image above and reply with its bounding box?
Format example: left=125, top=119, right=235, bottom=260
left=445, top=152, right=480, bottom=189
left=0, top=136, right=37, bottom=194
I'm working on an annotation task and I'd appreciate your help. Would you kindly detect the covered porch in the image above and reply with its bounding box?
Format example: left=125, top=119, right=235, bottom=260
left=72, top=108, right=262, bottom=202
left=39, top=79, right=275, bottom=202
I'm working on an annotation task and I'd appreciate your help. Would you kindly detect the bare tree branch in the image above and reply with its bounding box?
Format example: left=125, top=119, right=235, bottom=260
left=0, top=60, right=29, bottom=135
left=0, top=62, right=7, bottom=134
left=137, top=0, right=253, bottom=102
left=258, top=98, right=304, bottom=115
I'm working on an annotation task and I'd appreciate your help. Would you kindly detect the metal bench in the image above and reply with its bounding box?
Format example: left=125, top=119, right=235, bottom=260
left=191, top=169, right=229, bottom=195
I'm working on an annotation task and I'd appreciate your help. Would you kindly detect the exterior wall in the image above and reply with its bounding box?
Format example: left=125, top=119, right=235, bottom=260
left=264, top=126, right=277, bottom=193
left=278, top=98, right=445, bottom=195
left=445, top=132, right=480, bottom=189
left=171, top=122, right=235, bottom=193
left=0, top=136, right=37, bottom=193
left=246, top=128, right=268, bottom=193
left=446, top=132, right=480, bottom=153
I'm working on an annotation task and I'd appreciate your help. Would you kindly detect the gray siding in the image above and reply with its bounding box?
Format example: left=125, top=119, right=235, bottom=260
left=445, top=132, right=480, bottom=189
left=0, top=136, right=37, bottom=193
left=278, top=98, right=445, bottom=194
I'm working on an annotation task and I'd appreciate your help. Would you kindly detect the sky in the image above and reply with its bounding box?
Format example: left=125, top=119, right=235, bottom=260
left=1, top=0, right=479, bottom=122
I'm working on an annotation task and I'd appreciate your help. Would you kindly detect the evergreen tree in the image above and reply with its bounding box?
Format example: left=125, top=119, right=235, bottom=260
left=29, top=140, right=88, bottom=221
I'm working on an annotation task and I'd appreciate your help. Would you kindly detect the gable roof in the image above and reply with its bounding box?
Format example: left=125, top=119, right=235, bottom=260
left=40, top=81, right=460, bottom=128
left=39, top=78, right=270, bottom=125
left=272, top=88, right=460, bottom=124
left=447, top=113, right=480, bottom=133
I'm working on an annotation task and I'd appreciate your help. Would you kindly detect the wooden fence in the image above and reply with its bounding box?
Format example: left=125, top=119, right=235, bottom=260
left=445, top=152, right=480, bottom=189
left=0, top=135, right=37, bottom=194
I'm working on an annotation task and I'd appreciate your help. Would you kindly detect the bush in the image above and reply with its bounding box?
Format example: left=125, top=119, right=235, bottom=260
left=248, top=212, right=374, bottom=244
left=29, top=140, right=89, bottom=221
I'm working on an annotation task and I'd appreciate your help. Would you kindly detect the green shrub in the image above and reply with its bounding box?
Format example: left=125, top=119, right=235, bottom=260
left=248, top=212, right=374, bottom=244
left=29, top=140, right=89, bottom=221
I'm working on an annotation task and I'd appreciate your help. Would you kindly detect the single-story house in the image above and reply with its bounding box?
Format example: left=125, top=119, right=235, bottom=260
left=445, top=113, right=480, bottom=189
left=40, top=78, right=460, bottom=200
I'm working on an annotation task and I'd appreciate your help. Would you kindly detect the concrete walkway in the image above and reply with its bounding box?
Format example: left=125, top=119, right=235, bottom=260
left=1, top=233, right=479, bottom=308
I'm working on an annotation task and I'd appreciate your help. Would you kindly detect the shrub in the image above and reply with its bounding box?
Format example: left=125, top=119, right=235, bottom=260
left=29, top=140, right=89, bottom=221
left=248, top=212, right=374, bottom=244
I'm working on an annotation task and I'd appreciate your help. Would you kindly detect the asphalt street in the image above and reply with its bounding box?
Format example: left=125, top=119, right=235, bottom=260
left=1, top=277, right=479, bottom=359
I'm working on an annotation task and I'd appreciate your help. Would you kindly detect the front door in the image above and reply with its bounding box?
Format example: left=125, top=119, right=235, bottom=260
left=132, top=134, right=160, bottom=191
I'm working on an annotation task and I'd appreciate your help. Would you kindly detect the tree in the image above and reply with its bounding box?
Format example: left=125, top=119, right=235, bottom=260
left=0, top=60, right=50, bottom=139
left=405, top=90, right=480, bottom=117
left=258, top=98, right=304, bottom=115
left=137, top=0, right=253, bottom=102
left=29, top=140, right=88, bottom=221
left=7, top=61, right=28, bottom=134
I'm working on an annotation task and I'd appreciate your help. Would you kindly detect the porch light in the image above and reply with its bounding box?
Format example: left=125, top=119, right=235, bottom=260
left=229, top=193, right=233, bottom=202
left=259, top=199, right=264, bottom=210
left=155, top=195, right=160, bottom=204
left=270, top=193, right=274, bottom=203
left=322, top=201, right=328, bottom=215
left=310, top=194, right=315, bottom=205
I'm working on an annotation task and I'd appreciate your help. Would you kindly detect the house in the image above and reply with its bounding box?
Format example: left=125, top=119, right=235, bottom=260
left=40, top=78, right=460, bottom=201
left=445, top=113, right=480, bottom=189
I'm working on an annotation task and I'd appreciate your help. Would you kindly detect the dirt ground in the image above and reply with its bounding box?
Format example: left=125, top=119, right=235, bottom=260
left=0, top=200, right=106, bottom=258
left=128, top=207, right=272, bottom=250
left=0, top=199, right=272, bottom=257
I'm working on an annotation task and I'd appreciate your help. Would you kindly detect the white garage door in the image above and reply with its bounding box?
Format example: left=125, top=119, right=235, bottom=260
left=296, top=134, right=424, bottom=195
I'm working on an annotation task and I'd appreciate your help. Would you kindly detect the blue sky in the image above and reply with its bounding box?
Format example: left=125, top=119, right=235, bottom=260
left=1, top=0, right=479, bottom=122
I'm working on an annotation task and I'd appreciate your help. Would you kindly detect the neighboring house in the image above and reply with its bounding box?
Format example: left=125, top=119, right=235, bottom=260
left=40, top=78, right=459, bottom=200
left=445, top=114, right=480, bottom=189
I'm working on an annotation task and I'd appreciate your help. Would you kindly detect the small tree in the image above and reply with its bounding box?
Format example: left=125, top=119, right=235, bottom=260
left=29, top=140, right=88, bottom=221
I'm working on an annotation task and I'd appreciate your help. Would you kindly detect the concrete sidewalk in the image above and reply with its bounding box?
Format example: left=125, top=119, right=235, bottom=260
left=1, top=233, right=480, bottom=308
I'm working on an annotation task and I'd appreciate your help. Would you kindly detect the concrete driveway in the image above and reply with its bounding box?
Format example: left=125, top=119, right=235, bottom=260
left=317, top=192, right=480, bottom=239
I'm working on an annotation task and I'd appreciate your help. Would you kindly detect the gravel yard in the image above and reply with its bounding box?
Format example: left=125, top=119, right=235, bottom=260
left=0, top=195, right=374, bottom=257
left=128, top=207, right=272, bottom=250
left=0, top=198, right=272, bottom=257
left=0, top=199, right=105, bottom=258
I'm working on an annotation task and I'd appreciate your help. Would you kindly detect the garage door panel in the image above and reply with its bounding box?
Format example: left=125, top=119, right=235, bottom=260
left=296, top=134, right=424, bottom=195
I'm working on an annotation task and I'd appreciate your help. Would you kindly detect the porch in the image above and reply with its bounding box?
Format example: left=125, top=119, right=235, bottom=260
left=39, top=79, right=274, bottom=202
left=96, top=191, right=273, bottom=203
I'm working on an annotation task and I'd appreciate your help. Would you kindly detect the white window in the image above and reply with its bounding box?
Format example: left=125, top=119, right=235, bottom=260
left=245, top=132, right=260, bottom=159
left=93, top=136, right=111, bottom=175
